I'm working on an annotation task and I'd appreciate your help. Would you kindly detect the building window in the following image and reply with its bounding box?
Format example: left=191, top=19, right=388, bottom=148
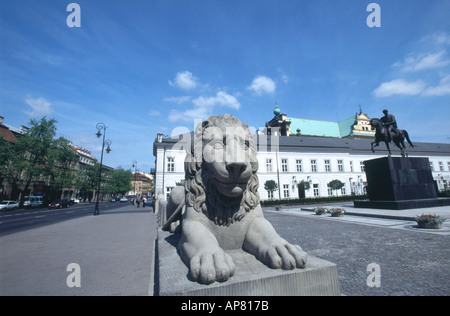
left=268, top=191, right=274, bottom=199
left=311, top=160, right=317, bottom=172
left=350, top=161, right=354, bottom=173
left=166, top=187, right=173, bottom=200
left=360, top=161, right=365, bottom=172
left=327, top=186, right=333, bottom=196
left=167, top=157, right=175, bottom=172
left=341, top=187, right=346, bottom=195
left=338, top=160, right=344, bottom=172
left=439, top=161, right=444, bottom=172
left=325, top=160, right=331, bottom=172
left=296, top=160, right=303, bottom=172
left=282, top=159, right=288, bottom=172
left=448, top=162, right=450, bottom=171
left=430, top=161, right=434, bottom=171
left=313, top=184, right=319, bottom=197
left=283, top=184, right=290, bottom=198
left=266, top=159, right=272, bottom=172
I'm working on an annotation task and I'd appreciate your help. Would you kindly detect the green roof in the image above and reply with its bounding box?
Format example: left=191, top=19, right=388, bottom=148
left=288, top=116, right=356, bottom=138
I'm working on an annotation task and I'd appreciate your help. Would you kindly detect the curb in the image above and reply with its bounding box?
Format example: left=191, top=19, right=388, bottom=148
left=299, top=207, right=416, bottom=221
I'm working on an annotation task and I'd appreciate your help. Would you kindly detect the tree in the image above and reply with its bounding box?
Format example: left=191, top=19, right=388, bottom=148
left=103, top=168, right=133, bottom=196
left=0, top=137, right=18, bottom=199
left=47, top=137, right=78, bottom=199
left=328, top=179, right=345, bottom=196
left=264, top=180, right=278, bottom=200
left=12, top=117, right=58, bottom=205
left=3, top=117, right=79, bottom=204
left=75, top=163, right=100, bottom=202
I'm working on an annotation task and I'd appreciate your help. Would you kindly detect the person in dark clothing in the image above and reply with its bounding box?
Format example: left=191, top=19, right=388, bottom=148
left=380, top=109, right=398, bottom=141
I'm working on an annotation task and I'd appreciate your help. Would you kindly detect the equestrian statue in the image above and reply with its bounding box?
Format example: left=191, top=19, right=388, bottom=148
left=370, top=109, right=415, bottom=157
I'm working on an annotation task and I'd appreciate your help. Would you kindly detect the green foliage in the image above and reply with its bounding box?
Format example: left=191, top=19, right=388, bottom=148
left=264, top=180, right=278, bottom=195
left=103, top=168, right=133, bottom=195
left=297, top=180, right=311, bottom=198
left=415, top=214, right=445, bottom=225
left=260, top=194, right=368, bottom=207
left=328, top=179, right=345, bottom=191
left=2, top=117, right=81, bottom=204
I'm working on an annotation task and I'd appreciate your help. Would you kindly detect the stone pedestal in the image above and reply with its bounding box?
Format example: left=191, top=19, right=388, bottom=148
left=354, top=157, right=450, bottom=210
left=155, top=230, right=341, bottom=296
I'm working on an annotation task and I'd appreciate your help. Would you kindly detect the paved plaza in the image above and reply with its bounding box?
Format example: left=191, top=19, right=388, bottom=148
left=1, top=203, right=449, bottom=296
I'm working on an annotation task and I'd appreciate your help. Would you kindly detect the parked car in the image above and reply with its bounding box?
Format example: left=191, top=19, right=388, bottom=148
left=48, top=200, right=70, bottom=209
left=0, top=200, right=19, bottom=211
left=69, top=198, right=79, bottom=204
left=23, top=196, right=44, bottom=208
left=120, top=197, right=128, bottom=202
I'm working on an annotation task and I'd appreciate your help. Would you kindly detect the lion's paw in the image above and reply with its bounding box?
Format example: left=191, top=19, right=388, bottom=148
left=263, top=239, right=307, bottom=270
left=190, top=250, right=236, bottom=284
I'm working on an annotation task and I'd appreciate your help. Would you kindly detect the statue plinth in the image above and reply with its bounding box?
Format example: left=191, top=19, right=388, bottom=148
left=355, top=157, right=450, bottom=210
left=155, top=229, right=341, bottom=296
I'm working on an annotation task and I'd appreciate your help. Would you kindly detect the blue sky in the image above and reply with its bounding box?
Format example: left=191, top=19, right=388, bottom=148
left=1, top=0, right=449, bottom=171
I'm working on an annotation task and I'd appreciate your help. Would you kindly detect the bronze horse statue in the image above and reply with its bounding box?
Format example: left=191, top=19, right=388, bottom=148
left=370, top=118, right=415, bottom=157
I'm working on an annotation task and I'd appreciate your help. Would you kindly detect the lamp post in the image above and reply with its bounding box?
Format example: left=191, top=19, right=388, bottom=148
left=132, top=160, right=138, bottom=198
left=94, top=123, right=111, bottom=216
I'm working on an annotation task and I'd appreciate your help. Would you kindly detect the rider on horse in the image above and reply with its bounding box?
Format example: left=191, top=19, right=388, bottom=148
left=380, top=109, right=398, bottom=141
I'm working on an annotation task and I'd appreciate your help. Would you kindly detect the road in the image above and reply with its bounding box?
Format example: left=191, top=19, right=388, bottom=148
left=0, top=202, right=138, bottom=237
left=1, top=202, right=449, bottom=296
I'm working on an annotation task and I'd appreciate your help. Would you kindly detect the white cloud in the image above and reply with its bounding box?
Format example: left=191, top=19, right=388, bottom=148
left=169, top=71, right=198, bottom=90
left=373, top=79, right=426, bottom=97
left=421, top=32, right=450, bottom=46
left=24, top=96, right=54, bottom=117
left=163, top=96, right=191, bottom=104
left=248, top=75, right=276, bottom=95
left=422, top=75, right=450, bottom=96
left=168, top=107, right=210, bottom=123
left=148, top=109, right=161, bottom=116
left=193, top=91, right=241, bottom=110
left=168, top=91, right=241, bottom=123
left=374, top=75, right=450, bottom=97
left=394, top=50, right=450, bottom=72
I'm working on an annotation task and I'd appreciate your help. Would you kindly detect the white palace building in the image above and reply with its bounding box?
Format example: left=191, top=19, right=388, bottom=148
left=153, top=106, right=450, bottom=201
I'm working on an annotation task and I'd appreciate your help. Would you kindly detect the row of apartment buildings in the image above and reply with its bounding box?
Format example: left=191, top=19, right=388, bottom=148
left=0, top=116, right=113, bottom=202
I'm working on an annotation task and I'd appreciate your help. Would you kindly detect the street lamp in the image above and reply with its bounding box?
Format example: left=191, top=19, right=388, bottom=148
left=132, top=160, right=138, bottom=198
left=94, top=123, right=112, bottom=216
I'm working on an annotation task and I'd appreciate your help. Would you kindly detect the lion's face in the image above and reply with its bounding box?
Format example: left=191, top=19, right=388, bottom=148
left=201, top=121, right=254, bottom=198
left=185, top=114, right=260, bottom=226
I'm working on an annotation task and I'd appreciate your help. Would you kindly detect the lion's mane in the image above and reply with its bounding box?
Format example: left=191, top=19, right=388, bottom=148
left=184, top=114, right=260, bottom=226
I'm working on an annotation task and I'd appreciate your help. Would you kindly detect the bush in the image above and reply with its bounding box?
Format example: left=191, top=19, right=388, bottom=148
left=314, top=207, right=328, bottom=215
left=260, top=195, right=368, bottom=207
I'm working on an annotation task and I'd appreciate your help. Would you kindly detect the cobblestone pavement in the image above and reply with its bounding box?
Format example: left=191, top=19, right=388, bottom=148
left=263, top=209, right=450, bottom=296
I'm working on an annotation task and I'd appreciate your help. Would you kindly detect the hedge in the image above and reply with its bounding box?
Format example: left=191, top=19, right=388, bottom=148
left=260, top=195, right=368, bottom=207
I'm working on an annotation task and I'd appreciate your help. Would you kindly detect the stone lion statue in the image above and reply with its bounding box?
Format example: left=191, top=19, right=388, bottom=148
left=164, top=114, right=307, bottom=284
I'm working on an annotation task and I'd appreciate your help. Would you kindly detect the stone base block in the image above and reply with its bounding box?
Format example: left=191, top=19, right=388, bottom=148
left=156, top=230, right=341, bottom=296
left=364, top=157, right=437, bottom=201
left=354, top=198, right=450, bottom=210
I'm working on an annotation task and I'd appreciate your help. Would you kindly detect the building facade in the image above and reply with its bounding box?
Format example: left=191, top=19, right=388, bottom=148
left=153, top=110, right=450, bottom=201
